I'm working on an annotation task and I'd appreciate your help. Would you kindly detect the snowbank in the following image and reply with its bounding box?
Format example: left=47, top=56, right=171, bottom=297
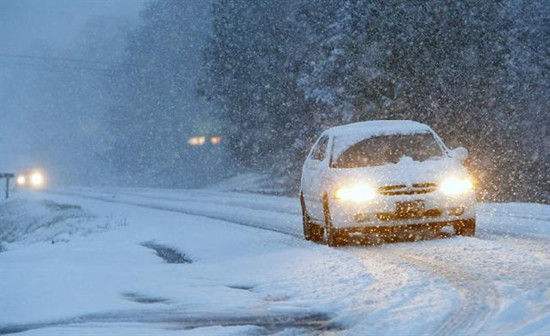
left=0, top=197, right=125, bottom=245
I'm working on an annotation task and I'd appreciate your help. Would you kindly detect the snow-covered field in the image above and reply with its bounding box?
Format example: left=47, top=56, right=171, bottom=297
left=0, top=187, right=548, bottom=335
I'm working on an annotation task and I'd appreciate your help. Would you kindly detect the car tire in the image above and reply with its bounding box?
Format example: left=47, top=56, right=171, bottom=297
left=300, top=192, right=324, bottom=243
left=322, top=193, right=344, bottom=247
left=455, top=219, right=476, bottom=237
left=300, top=192, right=312, bottom=241
left=310, top=223, right=324, bottom=243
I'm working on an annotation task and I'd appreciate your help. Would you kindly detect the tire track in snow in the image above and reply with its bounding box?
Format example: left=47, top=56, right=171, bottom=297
left=397, top=253, right=500, bottom=335
left=51, top=187, right=299, bottom=216
left=0, top=309, right=338, bottom=335
left=109, top=189, right=299, bottom=216
left=44, top=190, right=303, bottom=238
left=389, top=232, right=550, bottom=335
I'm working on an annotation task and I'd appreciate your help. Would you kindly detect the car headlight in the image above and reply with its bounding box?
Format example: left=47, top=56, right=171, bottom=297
left=439, top=177, right=473, bottom=196
left=335, top=184, right=376, bottom=202
left=30, top=172, right=45, bottom=188
left=16, top=175, right=27, bottom=186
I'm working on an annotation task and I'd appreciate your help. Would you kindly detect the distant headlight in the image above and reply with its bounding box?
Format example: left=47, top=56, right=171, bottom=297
left=30, top=172, right=45, bottom=188
left=335, top=184, right=376, bottom=202
left=16, top=175, right=26, bottom=186
left=440, top=177, right=473, bottom=196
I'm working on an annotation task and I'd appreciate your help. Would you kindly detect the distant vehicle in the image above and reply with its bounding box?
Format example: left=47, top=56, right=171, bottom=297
left=16, top=169, right=46, bottom=189
left=300, top=120, right=476, bottom=246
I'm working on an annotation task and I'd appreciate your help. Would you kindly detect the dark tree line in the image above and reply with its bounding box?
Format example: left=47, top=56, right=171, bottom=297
left=201, top=0, right=549, bottom=201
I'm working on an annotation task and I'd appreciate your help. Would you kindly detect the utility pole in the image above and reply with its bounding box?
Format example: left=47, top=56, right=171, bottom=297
left=0, top=173, right=14, bottom=199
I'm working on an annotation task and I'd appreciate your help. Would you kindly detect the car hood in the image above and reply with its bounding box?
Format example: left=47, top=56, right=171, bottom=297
left=329, top=156, right=468, bottom=187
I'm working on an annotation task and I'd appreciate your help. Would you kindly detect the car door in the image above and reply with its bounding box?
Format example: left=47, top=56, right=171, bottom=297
left=303, top=135, right=329, bottom=221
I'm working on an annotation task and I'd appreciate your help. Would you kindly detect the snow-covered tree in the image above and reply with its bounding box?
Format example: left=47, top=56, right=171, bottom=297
left=203, top=0, right=548, bottom=201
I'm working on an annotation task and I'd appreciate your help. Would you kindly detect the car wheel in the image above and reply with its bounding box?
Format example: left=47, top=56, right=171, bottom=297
left=455, top=219, right=476, bottom=237
left=300, top=192, right=324, bottom=242
left=322, top=193, right=343, bottom=247
left=300, top=192, right=312, bottom=241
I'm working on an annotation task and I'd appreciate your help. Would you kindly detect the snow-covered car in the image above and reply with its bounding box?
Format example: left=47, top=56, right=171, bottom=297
left=300, top=120, right=476, bottom=246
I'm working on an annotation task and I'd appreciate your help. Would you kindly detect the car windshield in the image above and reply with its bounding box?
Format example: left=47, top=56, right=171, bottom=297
left=332, top=132, right=444, bottom=168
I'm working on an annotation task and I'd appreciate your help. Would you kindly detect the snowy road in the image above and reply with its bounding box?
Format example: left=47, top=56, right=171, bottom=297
left=1, top=187, right=548, bottom=335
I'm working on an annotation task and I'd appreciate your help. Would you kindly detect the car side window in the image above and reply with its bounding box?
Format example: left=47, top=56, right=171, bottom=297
left=311, top=136, right=329, bottom=161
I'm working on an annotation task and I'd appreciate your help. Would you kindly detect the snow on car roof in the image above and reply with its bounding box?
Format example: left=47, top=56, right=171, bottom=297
left=323, top=120, right=435, bottom=159
left=322, top=120, right=431, bottom=138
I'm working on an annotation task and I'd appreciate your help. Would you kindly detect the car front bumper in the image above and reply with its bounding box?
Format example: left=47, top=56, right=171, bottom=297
left=329, top=191, right=475, bottom=229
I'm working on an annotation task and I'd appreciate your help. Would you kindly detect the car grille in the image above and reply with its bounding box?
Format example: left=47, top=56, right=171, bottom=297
left=378, top=182, right=437, bottom=196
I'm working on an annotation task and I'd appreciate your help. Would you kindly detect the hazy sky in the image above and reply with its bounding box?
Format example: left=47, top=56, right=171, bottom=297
left=0, top=0, right=145, bottom=173
left=0, top=0, right=217, bottom=188
left=0, top=0, right=145, bottom=52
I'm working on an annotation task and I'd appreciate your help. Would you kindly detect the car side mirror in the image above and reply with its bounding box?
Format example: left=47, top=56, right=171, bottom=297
left=451, top=147, right=468, bottom=162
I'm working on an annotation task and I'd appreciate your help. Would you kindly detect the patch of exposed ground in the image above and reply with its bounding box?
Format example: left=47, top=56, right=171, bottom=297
left=140, top=241, right=192, bottom=264
left=227, top=284, right=255, bottom=291
left=121, top=291, right=170, bottom=304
